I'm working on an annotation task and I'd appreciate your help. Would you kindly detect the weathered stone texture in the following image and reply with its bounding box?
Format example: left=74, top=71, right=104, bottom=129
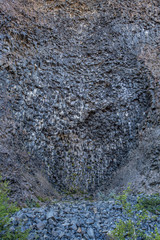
left=0, top=0, right=160, bottom=196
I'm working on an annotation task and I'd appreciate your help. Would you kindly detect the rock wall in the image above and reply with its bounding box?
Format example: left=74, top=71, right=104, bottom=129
left=0, top=0, right=160, bottom=196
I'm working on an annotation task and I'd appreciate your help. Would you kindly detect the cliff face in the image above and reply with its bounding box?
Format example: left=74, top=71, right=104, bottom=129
left=0, top=0, right=160, bottom=200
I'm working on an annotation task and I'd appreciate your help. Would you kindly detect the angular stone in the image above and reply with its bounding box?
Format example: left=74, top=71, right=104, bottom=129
left=77, top=227, right=82, bottom=233
left=59, top=231, right=65, bottom=238
left=86, top=218, right=94, bottom=224
left=87, top=227, right=95, bottom=239
left=70, top=224, right=77, bottom=231
left=46, top=210, right=56, bottom=221
left=36, top=221, right=46, bottom=230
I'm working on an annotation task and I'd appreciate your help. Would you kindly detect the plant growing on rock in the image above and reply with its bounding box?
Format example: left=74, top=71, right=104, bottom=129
left=0, top=176, right=30, bottom=239
left=110, top=186, right=160, bottom=240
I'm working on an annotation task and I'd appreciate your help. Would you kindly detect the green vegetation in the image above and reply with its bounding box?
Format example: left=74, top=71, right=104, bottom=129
left=0, top=176, right=30, bottom=239
left=86, top=165, right=92, bottom=170
left=36, top=196, right=49, bottom=203
left=25, top=199, right=40, bottom=208
left=138, top=194, right=160, bottom=215
left=64, top=186, right=86, bottom=195
left=110, top=186, right=160, bottom=240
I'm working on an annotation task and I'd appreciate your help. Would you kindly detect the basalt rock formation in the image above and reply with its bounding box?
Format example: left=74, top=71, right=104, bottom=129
left=0, top=0, right=160, bottom=201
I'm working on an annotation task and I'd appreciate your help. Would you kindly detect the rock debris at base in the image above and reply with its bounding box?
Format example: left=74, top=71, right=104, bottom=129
left=10, top=199, right=160, bottom=240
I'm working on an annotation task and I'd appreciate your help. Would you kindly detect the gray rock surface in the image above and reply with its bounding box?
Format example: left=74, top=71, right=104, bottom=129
left=0, top=0, right=159, bottom=200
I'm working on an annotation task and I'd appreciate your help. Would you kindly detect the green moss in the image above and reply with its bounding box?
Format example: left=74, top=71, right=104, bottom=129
left=84, top=195, right=94, bottom=201
left=63, top=186, right=86, bottom=196
left=25, top=199, right=40, bottom=208
left=36, top=196, right=49, bottom=203
left=72, top=173, right=78, bottom=177
left=86, top=165, right=92, bottom=170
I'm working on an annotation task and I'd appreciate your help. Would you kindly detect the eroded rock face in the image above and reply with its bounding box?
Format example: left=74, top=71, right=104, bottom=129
left=0, top=0, right=160, bottom=195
